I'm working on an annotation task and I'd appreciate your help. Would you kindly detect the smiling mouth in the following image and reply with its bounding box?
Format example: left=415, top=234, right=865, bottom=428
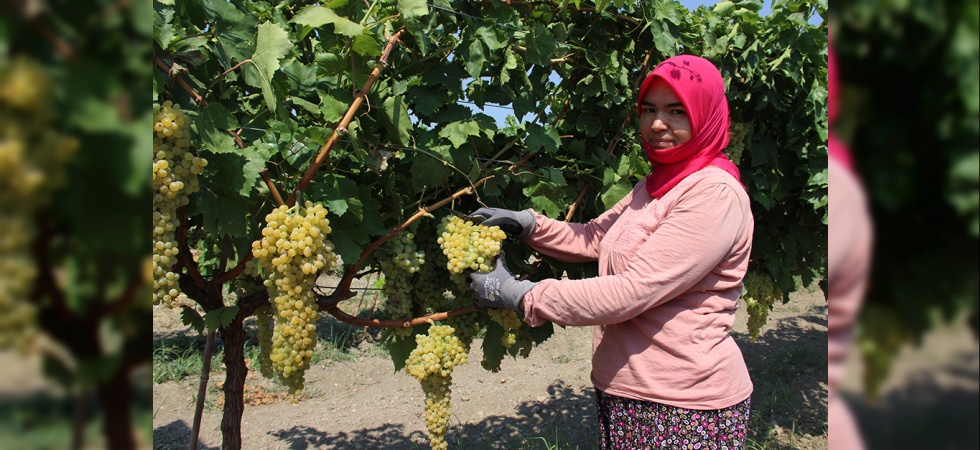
left=648, top=140, right=673, bottom=149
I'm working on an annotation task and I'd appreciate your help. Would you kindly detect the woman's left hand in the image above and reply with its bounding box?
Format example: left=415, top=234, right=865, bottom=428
left=466, top=250, right=536, bottom=311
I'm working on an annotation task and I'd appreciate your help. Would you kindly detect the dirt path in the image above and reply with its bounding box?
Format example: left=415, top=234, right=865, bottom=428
left=152, top=285, right=830, bottom=450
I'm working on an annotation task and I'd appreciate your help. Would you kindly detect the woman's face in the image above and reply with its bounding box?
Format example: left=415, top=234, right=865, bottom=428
left=639, top=78, right=692, bottom=150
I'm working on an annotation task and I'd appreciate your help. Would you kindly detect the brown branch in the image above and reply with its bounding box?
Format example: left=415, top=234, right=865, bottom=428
left=153, top=56, right=207, bottom=106
left=204, top=58, right=253, bottom=100
left=97, top=276, right=142, bottom=320
left=224, top=128, right=246, bottom=149
left=259, top=168, right=285, bottom=207
left=286, top=29, right=407, bottom=206
left=326, top=305, right=480, bottom=329
left=175, top=207, right=209, bottom=290
left=565, top=183, right=591, bottom=222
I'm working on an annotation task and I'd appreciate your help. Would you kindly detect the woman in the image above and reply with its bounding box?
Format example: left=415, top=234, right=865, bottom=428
left=826, top=42, right=871, bottom=450
left=468, top=54, right=754, bottom=449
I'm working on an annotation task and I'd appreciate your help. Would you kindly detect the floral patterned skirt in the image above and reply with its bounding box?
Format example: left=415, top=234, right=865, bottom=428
left=595, top=389, right=751, bottom=450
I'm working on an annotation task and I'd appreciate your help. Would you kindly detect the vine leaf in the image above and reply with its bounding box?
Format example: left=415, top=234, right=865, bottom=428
left=387, top=334, right=418, bottom=373
left=197, top=103, right=240, bottom=154
left=181, top=305, right=206, bottom=334
left=439, top=120, right=481, bottom=149
left=292, top=5, right=366, bottom=38
left=397, top=0, right=429, bottom=19
left=524, top=23, right=556, bottom=67
left=252, top=21, right=294, bottom=113
left=200, top=0, right=257, bottom=69
left=383, top=96, right=413, bottom=146
left=204, top=306, right=241, bottom=332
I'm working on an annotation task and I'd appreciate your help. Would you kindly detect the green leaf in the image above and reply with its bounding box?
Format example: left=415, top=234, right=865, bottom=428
left=180, top=306, right=206, bottom=334
left=524, top=123, right=561, bottom=154
left=318, top=91, right=349, bottom=122
left=387, top=334, right=418, bottom=372
left=464, top=38, right=486, bottom=80
left=291, top=5, right=366, bottom=37
left=524, top=182, right=563, bottom=218
left=601, top=179, right=632, bottom=209
left=397, top=0, right=429, bottom=19
left=481, top=322, right=507, bottom=372
left=197, top=103, right=240, bottom=154
left=204, top=306, right=240, bottom=332
left=200, top=0, right=257, bottom=68
left=411, top=154, right=449, bottom=193
left=353, top=33, right=382, bottom=56
left=251, top=21, right=294, bottom=113
left=713, top=1, right=736, bottom=16
left=524, top=23, right=556, bottom=66
left=383, top=95, right=414, bottom=146
left=439, top=120, right=481, bottom=148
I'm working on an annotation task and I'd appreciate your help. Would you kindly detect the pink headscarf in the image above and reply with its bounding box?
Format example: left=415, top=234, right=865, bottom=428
left=638, top=55, right=742, bottom=199
left=828, top=42, right=854, bottom=171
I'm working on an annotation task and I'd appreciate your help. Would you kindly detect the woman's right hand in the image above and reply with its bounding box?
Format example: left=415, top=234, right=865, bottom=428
left=469, top=207, right=536, bottom=239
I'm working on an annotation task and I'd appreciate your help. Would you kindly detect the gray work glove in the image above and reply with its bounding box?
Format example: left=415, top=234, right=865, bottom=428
left=469, top=207, right=536, bottom=240
left=467, top=250, right=537, bottom=311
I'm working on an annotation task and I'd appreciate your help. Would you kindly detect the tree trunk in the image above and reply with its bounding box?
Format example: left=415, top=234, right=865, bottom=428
left=97, top=367, right=135, bottom=450
left=219, top=319, right=248, bottom=450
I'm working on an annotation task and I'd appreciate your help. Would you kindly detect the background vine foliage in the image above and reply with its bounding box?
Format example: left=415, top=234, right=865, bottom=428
left=153, top=0, right=827, bottom=448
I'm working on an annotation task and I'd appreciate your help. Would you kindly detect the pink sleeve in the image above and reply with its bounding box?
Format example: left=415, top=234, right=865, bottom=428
left=523, top=182, right=749, bottom=326
left=827, top=159, right=874, bottom=390
left=524, top=184, right=636, bottom=263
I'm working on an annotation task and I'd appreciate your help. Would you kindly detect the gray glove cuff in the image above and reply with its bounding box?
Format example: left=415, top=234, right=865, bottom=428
left=516, top=209, right=537, bottom=240
left=504, top=278, right=537, bottom=309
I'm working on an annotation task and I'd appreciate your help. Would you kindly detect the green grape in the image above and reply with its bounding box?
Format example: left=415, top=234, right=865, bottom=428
left=742, top=271, right=782, bottom=340
left=404, top=324, right=468, bottom=450
left=151, top=100, right=207, bottom=308
left=0, top=57, right=78, bottom=352
left=726, top=121, right=750, bottom=165
left=254, top=303, right=276, bottom=380
left=251, top=202, right=340, bottom=399
left=436, top=215, right=507, bottom=288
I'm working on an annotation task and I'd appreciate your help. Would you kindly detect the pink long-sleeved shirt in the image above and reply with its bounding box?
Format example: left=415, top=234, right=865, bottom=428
left=521, top=166, right=754, bottom=410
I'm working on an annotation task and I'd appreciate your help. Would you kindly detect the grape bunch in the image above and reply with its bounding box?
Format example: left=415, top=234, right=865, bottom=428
left=1, top=57, right=78, bottom=352
left=487, top=309, right=523, bottom=348
left=742, top=271, right=783, bottom=340
left=151, top=100, right=207, bottom=307
left=436, top=215, right=506, bottom=287
left=404, top=324, right=468, bottom=450
left=726, top=121, right=751, bottom=165
left=251, top=202, right=341, bottom=399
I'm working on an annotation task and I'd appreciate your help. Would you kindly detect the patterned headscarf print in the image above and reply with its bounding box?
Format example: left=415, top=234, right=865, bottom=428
left=637, top=55, right=742, bottom=198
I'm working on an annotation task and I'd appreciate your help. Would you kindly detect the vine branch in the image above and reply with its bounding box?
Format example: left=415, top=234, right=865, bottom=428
left=286, top=28, right=407, bottom=206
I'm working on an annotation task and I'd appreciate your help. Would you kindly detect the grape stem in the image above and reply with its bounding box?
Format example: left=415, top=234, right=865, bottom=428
left=285, top=28, right=407, bottom=207
left=153, top=56, right=207, bottom=106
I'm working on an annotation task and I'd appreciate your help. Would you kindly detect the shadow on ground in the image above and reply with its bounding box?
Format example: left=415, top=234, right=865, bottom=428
left=267, top=381, right=597, bottom=450
left=260, top=304, right=830, bottom=450
left=845, top=348, right=979, bottom=450
left=733, top=302, right=829, bottom=445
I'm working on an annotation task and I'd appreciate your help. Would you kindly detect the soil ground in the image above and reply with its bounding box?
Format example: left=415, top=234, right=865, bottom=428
left=151, top=279, right=831, bottom=450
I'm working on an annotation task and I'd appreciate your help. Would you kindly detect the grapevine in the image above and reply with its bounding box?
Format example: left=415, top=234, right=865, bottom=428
left=151, top=100, right=207, bottom=307
left=251, top=201, right=340, bottom=399
left=0, top=56, right=78, bottom=352
left=743, top=271, right=784, bottom=340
